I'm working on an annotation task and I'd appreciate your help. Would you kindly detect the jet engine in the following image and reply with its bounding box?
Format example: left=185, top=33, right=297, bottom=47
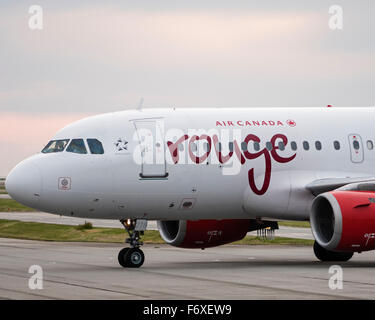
left=157, top=219, right=278, bottom=249
left=311, top=190, right=375, bottom=252
left=157, top=219, right=251, bottom=248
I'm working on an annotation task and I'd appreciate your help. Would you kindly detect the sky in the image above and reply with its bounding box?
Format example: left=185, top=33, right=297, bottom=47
left=1, top=1, right=375, bottom=176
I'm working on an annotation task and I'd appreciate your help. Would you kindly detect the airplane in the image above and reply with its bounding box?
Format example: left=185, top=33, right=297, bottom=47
left=5, top=107, right=375, bottom=268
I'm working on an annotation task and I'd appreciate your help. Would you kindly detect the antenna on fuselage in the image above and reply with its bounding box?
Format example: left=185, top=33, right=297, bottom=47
left=137, top=97, right=144, bottom=111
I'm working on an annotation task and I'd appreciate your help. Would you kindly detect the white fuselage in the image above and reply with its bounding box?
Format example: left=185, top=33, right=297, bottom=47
left=6, top=107, right=375, bottom=222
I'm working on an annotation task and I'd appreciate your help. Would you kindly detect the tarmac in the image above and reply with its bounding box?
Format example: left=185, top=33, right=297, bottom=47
left=2, top=194, right=356, bottom=300
left=1, top=238, right=375, bottom=300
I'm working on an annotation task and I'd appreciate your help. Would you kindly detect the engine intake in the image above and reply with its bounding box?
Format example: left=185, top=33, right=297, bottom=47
left=311, top=191, right=375, bottom=252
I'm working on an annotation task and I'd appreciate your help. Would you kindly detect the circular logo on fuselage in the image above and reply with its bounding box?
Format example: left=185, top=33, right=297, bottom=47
left=286, top=119, right=296, bottom=127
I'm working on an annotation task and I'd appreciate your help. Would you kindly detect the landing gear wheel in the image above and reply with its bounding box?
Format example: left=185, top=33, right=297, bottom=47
left=125, top=248, right=145, bottom=268
left=313, top=241, right=353, bottom=262
left=117, top=219, right=147, bottom=268
left=118, top=248, right=130, bottom=268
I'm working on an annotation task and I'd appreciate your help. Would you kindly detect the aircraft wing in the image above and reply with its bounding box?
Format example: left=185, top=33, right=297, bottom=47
left=306, top=176, right=375, bottom=196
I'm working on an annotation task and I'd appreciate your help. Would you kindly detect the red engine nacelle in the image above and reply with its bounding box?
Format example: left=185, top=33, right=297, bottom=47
left=157, top=219, right=252, bottom=249
left=311, top=191, right=375, bottom=252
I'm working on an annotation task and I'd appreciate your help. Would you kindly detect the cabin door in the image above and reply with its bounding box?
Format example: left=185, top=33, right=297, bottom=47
left=348, top=134, right=364, bottom=163
left=133, top=119, right=168, bottom=178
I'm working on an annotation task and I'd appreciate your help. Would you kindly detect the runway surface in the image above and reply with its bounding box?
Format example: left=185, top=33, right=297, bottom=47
left=1, top=238, right=375, bottom=300
left=0, top=211, right=314, bottom=239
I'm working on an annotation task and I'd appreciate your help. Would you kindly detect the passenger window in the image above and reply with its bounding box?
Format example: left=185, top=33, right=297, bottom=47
left=67, top=139, right=87, bottom=154
left=87, top=139, right=104, bottom=154
left=278, top=141, right=285, bottom=151
left=42, top=139, right=70, bottom=153
left=204, top=142, right=210, bottom=152
left=367, top=140, right=374, bottom=150
left=190, top=142, right=197, bottom=152
left=315, top=141, right=322, bottom=151
left=241, top=142, right=248, bottom=151
left=353, top=140, right=360, bottom=150
left=254, top=142, right=260, bottom=151
left=303, top=141, right=309, bottom=150
left=229, top=142, right=234, bottom=152
left=290, top=141, right=297, bottom=151
left=334, top=141, right=340, bottom=150
left=216, top=142, right=222, bottom=152
left=266, top=142, right=273, bottom=151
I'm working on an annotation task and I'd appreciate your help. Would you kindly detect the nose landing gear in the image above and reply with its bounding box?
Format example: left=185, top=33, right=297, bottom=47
left=118, top=219, right=147, bottom=268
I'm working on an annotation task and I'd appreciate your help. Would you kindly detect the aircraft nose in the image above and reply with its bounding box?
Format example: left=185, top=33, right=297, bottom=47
left=5, top=159, right=42, bottom=209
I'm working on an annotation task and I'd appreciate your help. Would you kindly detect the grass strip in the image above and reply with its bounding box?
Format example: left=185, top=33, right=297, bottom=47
left=0, top=219, right=313, bottom=246
left=278, top=221, right=310, bottom=228
left=233, top=236, right=313, bottom=246
left=0, top=199, right=36, bottom=212
left=0, top=219, right=164, bottom=243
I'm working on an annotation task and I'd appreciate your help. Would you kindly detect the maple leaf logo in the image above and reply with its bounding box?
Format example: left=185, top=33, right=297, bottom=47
left=286, top=119, right=296, bottom=127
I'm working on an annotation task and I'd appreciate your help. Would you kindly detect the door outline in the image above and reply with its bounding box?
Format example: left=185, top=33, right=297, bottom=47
left=133, top=119, right=169, bottom=178
left=348, top=134, right=364, bottom=163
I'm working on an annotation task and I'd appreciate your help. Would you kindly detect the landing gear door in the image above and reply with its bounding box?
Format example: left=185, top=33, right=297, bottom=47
left=133, top=119, right=168, bottom=178
left=348, top=134, right=364, bottom=163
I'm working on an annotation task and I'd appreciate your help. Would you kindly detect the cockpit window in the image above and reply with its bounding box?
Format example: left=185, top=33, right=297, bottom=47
left=66, top=139, right=87, bottom=154
left=42, top=139, right=70, bottom=153
left=87, top=139, right=104, bottom=154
